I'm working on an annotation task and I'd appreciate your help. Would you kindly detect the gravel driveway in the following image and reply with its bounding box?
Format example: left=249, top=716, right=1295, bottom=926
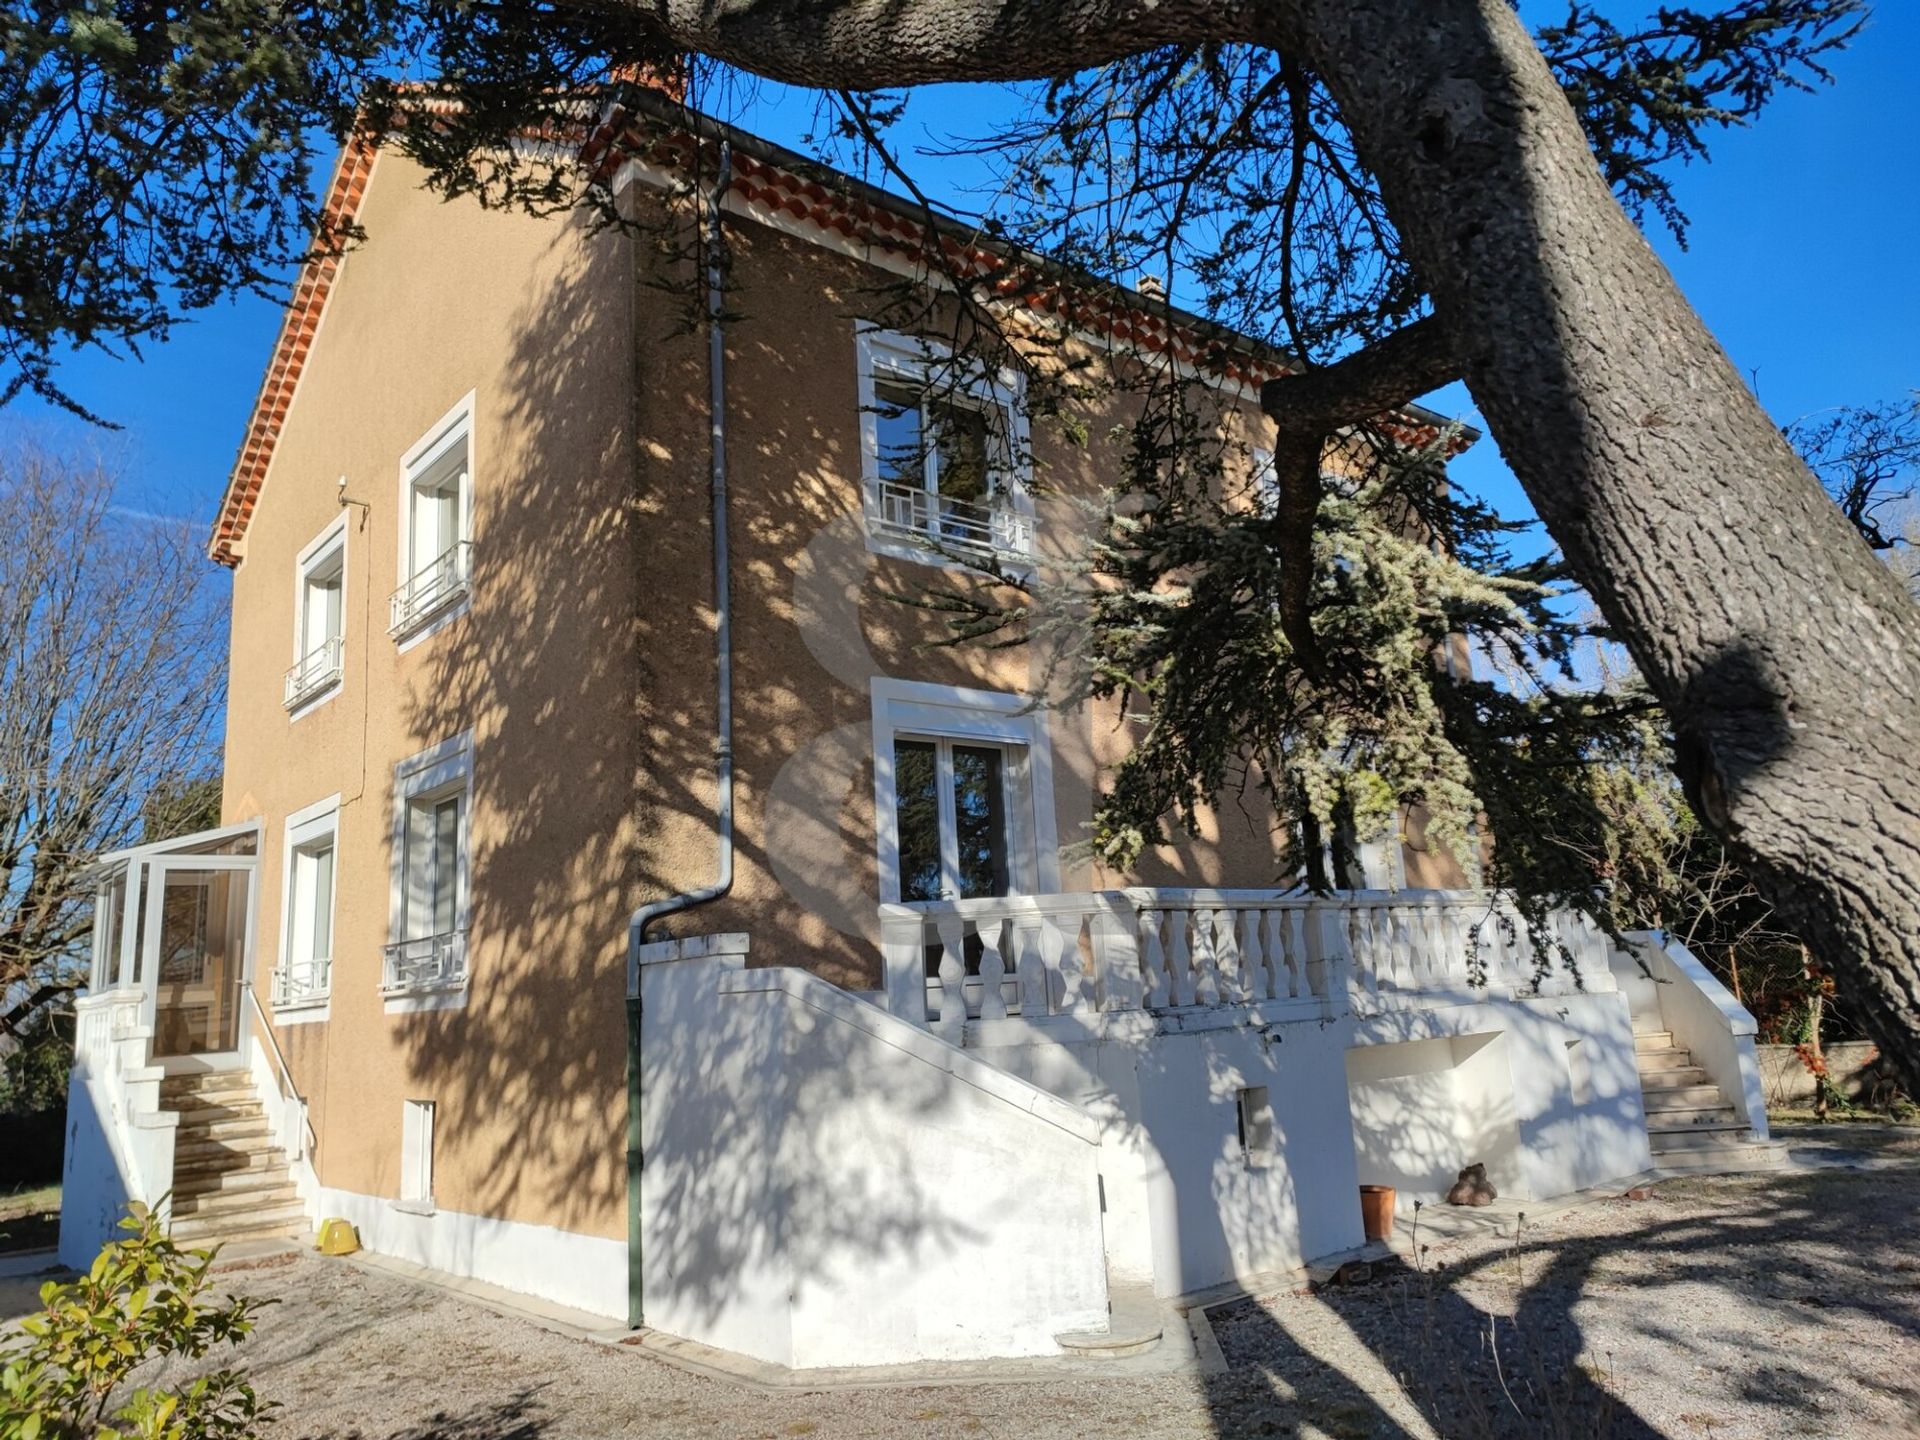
left=18, top=1131, right=1920, bottom=1439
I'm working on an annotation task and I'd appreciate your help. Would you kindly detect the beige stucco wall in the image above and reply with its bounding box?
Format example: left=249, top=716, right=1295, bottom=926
left=624, top=195, right=1294, bottom=989
left=222, top=151, right=638, bottom=1240
left=223, top=148, right=1456, bottom=1241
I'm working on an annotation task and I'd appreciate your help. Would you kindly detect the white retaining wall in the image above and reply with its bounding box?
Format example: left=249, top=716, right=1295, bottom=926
left=637, top=937, right=1109, bottom=1369
left=971, top=1010, right=1367, bottom=1299
left=1348, top=991, right=1651, bottom=1204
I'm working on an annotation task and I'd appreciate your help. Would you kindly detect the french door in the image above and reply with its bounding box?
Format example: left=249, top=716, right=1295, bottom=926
left=142, top=856, right=257, bottom=1070
left=892, top=734, right=1037, bottom=976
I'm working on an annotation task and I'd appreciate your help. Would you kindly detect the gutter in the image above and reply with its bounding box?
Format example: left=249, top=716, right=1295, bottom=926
left=625, top=140, right=735, bottom=1331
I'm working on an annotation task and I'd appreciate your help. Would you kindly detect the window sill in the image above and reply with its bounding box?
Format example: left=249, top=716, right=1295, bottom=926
left=863, top=521, right=1034, bottom=579
left=382, top=979, right=469, bottom=1016
left=269, top=992, right=331, bottom=1024
left=284, top=675, right=343, bottom=718
left=389, top=1197, right=436, bottom=1217
left=388, top=586, right=471, bottom=647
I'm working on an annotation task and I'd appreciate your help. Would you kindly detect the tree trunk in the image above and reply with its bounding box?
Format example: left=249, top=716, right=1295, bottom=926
left=1260, top=0, right=1920, bottom=1096
left=649, top=0, right=1920, bottom=1095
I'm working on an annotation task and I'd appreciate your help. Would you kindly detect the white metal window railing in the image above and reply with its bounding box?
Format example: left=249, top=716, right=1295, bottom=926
left=867, top=479, right=1033, bottom=562
left=272, top=956, right=331, bottom=1007
left=389, top=542, right=473, bottom=638
left=283, top=635, right=346, bottom=709
left=382, top=929, right=467, bottom=993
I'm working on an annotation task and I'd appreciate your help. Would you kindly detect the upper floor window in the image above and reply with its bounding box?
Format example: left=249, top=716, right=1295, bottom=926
left=384, top=733, right=472, bottom=1008
left=391, top=396, right=474, bottom=641
left=285, top=520, right=347, bottom=712
left=856, top=326, right=1033, bottom=568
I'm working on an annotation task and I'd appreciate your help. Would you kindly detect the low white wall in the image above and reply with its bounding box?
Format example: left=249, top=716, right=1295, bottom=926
left=315, top=1187, right=627, bottom=1318
left=973, top=1009, right=1367, bottom=1300
left=638, top=940, right=1109, bottom=1370
left=1349, top=990, right=1651, bottom=1204
left=1624, top=932, right=1769, bottom=1138
left=1346, top=1032, right=1523, bottom=1202
left=59, top=1073, right=137, bottom=1268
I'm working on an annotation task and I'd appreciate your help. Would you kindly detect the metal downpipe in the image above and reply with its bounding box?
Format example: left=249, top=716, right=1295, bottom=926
left=626, top=140, right=734, bottom=1331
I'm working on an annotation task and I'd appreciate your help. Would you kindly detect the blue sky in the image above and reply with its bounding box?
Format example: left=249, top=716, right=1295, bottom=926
left=5, top=4, right=1915, bottom=541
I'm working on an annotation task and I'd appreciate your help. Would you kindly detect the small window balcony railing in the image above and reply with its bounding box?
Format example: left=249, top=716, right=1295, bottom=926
left=271, top=956, right=331, bottom=1007
left=382, top=929, right=467, bottom=994
left=389, top=542, right=473, bottom=639
left=283, top=635, right=345, bottom=710
left=867, top=479, right=1033, bottom=563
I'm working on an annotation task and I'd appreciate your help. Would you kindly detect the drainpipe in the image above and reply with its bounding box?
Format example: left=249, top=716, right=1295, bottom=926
left=626, top=141, right=734, bottom=1331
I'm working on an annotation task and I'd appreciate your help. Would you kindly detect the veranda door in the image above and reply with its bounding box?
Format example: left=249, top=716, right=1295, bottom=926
left=892, top=734, right=1038, bottom=979
left=142, top=856, right=257, bottom=1070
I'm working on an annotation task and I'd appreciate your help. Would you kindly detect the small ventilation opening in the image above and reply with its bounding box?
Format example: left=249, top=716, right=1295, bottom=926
left=1237, top=1085, right=1274, bottom=1169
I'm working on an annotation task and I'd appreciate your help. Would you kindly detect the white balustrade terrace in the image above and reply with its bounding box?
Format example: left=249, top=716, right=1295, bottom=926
left=880, top=887, right=1616, bottom=1037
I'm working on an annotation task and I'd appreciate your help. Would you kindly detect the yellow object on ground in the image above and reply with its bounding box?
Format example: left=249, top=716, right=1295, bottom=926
left=316, top=1218, right=361, bottom=1256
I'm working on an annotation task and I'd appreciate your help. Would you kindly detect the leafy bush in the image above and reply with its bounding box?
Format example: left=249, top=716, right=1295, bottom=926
left=0, top=1207, right=275, bottom=1439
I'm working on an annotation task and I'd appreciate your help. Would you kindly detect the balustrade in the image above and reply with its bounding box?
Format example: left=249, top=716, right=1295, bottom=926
left=882, top=886, right=1615, bottom=1032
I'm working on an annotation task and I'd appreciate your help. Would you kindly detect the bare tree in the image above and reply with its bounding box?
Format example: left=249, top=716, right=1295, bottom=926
left=1791, top=395, right=1920, bottom=593
left=0, top=445, right=227, bottom=1039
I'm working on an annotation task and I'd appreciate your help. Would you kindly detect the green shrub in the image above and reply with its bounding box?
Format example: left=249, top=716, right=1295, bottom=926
left=0, top=1206, right=275, bottom=1439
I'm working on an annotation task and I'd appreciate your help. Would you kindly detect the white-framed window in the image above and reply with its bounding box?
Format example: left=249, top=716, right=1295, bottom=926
left=285, top=520, right=347, bottom=712
left=385, top=733, right=471, bottom=1009
left=391, top=394, right=475, bottom=642
left=399, top=1098, right=436, bottom=1208
left=274, top=795, right=339, bottom=1016
left=1251, top=445, right=1280, bottom=516
left=870, top=679, right=1058, bottom=906
left=856, top=325, right=1034, bottom=568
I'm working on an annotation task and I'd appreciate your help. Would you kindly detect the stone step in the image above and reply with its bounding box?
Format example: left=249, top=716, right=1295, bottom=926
left=1639, top=1084, right=1726, bottom=1110
left=172, top=1183, right=299, bottom=1218
left=173, top=1136, right=280, bottom=1171
left=1054, top=1284, right=1164, bottom=1360
left=168, top=1100, right=266, bottom=1128
left=160, top=1071, right=255, bottom=1099
left=169, top=1202, right=308, bottom=1245
left=1635, top=1047, right=1697, bottom=1071
left=175, top=1114, right=270, bottom=1144
left=1649, top=1120, right=1754, bottom=1148
left=1639, top=1066, right=1712, bottom=1089
left=1644, top=1104, right=1739, bottom=1127
left=174, top=1163, right=292, bottom=1199
left=1633, top=1030, right=1675, bottom=1052
left=1654, top=1138, right=1791, bottom=1173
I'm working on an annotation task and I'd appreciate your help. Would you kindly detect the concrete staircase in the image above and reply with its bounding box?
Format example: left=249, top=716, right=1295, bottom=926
left=1634, top=1029, right=1788, bottom=1172
left=161, top=1071, right=309, bottom=1247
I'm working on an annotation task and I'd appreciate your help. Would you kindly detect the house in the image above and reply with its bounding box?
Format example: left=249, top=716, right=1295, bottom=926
left=60, top=89, right=1784, bottom=1372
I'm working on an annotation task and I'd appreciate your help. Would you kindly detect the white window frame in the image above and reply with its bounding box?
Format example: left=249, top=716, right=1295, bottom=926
left=286, top=517, right=348, bottom=716
left=398, top=1098, right=436, bottom=1212
left=273, top=794, right=340, bottom=1021
left=392, top=392, right=476, bottom=649
left=385, top=731, right=473, bottom=1013
left=855, top=324, right=1035, bottom=571
left=870, top=678, right=1059, bottom=904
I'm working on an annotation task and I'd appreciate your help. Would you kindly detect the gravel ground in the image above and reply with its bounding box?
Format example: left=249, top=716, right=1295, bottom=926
left=20, top=1138, right=1920, bottom=1440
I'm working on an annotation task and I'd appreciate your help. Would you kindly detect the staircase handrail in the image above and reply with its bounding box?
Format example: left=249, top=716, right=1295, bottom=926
left=242, top=980, right=318, bottom=1156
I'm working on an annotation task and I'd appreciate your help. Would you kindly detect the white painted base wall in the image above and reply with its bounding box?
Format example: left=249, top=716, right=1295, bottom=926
left=638, top=938, right=1109, bottom=1370
left=315, top=1186, right=627, bottom=1319
left=971, top=1010, right=1367, bottom=1299
left=1349, top=992, right=1653, bottom=1204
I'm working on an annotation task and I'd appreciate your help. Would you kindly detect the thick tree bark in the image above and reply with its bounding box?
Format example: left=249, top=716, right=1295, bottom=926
left=647, top=0, right=1920, bottom=1094
left=1260, top=0, right=1920, bottom=1095
left=1258, top=314, right=1462, bottom=676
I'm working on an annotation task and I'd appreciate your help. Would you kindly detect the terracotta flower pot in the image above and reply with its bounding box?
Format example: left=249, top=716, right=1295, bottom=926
left=1359, top=1184, right=1396, bottom=1241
